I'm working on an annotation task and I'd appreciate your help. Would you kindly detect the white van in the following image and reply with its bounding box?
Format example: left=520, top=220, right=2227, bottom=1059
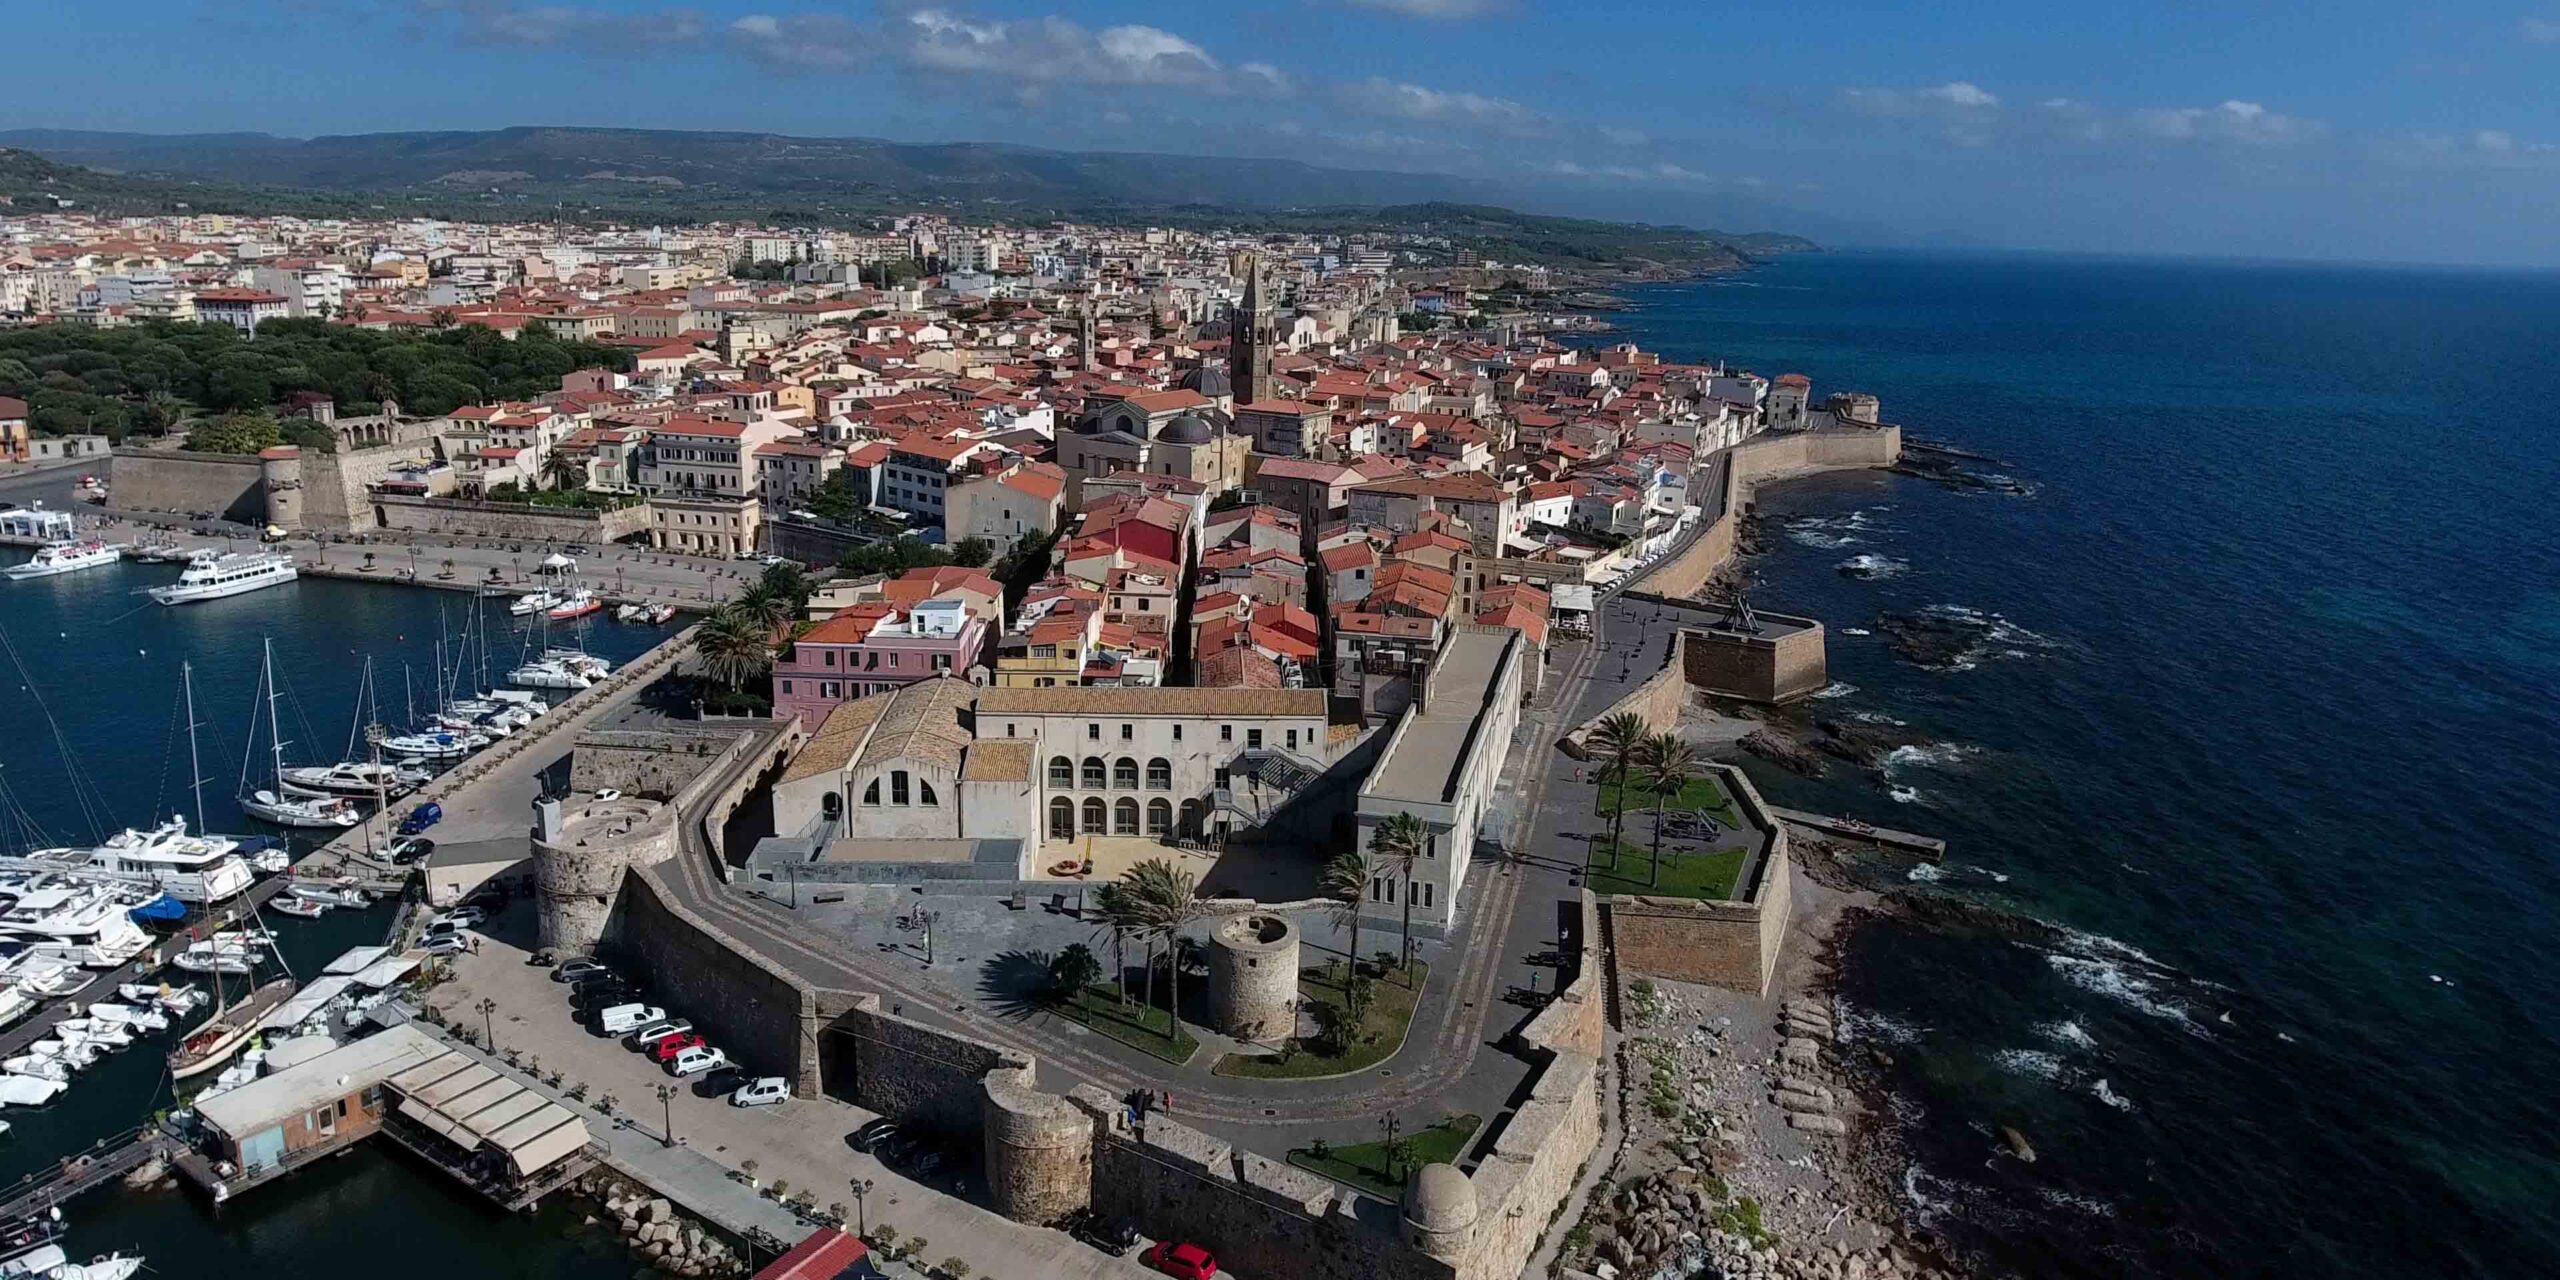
left=596, top=1003, right=667, bottom=1035
left=669, top=1045, right=729, bottom=1076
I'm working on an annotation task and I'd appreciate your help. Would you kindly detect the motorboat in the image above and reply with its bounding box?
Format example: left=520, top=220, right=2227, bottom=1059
left=168, top=978, right=295, bottom=1080
left=53, top=1018, right=133, bottom=1051
left=0, top=1072, right=68, bottom=1103
left=0, top=1246, right=144, bottom=1280
left=280, top=760, right=429, bottom=799
left=77, top=817, right=257, bottom=904
left=84, top=1001, right=170, bottom=1033
left=126, top=894, right=187, bottom=926
left=547, top=648, right=614, bottom=678
left=147, top=550, right=296, bottom=605
left=510, top=590, right=560, bottom=617
left=269, top=895, right=326, bottom=920
left=241, top=788, right=360, bottom=829
left=288, top=881, right=369, bottom=909
left=478, top=688, right=547, bottom=715
left=244, top=841, right=291, bottom=875
left=3, top=541, right=120, bottom=580
left=0, top=989, right=32, bottom=1031
left=11, top=957, right=88, bottom=1000
left=547, top=589, right=603, bottom=620
left=0, top=1057, right=65, bottom=1084
left=173, top=934, right=265, bottom=976
left=381, top=729, right=487, bottom=760
left=506, top=657, right=593, bottom=690
left=0, top=887, right=154, bottom=968
left=119, top=982, right=206, bottom=1016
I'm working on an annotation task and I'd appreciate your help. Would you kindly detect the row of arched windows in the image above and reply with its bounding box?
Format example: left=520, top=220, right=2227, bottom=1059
left=1047, top=755, right=1174, bottom=790
left=1050, top=796, right=1181, bottom=837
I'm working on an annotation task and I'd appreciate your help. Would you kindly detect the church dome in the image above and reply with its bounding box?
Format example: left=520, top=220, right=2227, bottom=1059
left=1158, top=412, right=1216, bottom=446
left=1179, top=360, right=1233, bottom=400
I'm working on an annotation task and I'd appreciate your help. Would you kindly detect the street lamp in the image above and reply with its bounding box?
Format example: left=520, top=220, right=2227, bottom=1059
left=477, top=997, right=499, bottom=1051
left=849, top=1177, right=875, bottom=1238
left=655, top=1083, right=679, bottom=1148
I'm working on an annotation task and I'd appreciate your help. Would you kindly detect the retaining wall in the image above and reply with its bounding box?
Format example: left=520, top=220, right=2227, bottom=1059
left=373, top=493, right=652, bottom=544
left=1605, top=767, right=1795, bottom=995
left=823, top=997, right=1022, bottom=1134
left=619, top=866, right=850, bottom=1096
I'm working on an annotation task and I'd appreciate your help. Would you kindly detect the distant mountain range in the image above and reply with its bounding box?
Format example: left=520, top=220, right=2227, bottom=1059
left=0, top=126, right=1817, bottom=273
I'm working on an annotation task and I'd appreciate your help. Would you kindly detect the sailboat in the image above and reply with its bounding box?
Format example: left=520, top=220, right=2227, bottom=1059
left=238, top=640, right=361, bottom=830
left=281, top=660, right=429, bottom=799
left=168, top=904, right=295, bottom=1081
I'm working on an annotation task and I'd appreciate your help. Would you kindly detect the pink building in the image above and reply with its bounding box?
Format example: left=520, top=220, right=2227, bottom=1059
left=773, top=596, right=992, bottom=724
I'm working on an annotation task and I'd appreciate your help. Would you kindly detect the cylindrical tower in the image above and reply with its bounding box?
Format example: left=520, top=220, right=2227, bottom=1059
left=257, top=445, right=303, bottom=532
left=1208, top=914, right=1299, bottom=1042
left=980, top=1064, right=1094, bottom=1224
left=1403, top=1162, right=1478, bottom=1261
left=533, top=796, right=674, bottom=954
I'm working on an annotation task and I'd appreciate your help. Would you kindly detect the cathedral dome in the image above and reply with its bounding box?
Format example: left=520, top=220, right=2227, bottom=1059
left=1179, top=360, right=1233, bottom=400
left=1158, top=412, right=1216, bottom=446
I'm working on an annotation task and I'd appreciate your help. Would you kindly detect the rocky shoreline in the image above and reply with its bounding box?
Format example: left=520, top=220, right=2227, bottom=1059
left=581, top=1173, right=751, bottom=1279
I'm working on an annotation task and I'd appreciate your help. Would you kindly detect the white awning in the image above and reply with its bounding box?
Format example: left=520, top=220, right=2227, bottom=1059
left=257, top=976, right=354, bottom=1033
left=540, top=554, right=577, bottom=570
left=322, top=946, right=390, bottom=976
left=351, top=956, right=421, bottom=989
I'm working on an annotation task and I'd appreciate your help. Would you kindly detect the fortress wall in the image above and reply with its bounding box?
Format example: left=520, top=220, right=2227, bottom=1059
left=373, top=493, right=651, bottom=544
left=108, top=449, right=266, bottom=523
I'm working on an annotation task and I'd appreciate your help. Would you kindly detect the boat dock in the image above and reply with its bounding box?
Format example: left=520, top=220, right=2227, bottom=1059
left=0, top=1124, right=180, bottom=1221
left=1771, top=807, right=1948, bottom=861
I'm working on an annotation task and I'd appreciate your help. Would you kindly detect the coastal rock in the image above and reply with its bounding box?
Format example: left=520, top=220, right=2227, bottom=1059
left=1873, top=610, right=1989, bottom=671
left=1774, top=1089, right=1833, bottom=1115
left=1789, top=1113, right=1850, bottom=1136
left=640, top=1198, right=675, bottom=1225
left=1811, top=718, right=1930, bottom=768
left=1782, top=1037, right=1823, bottom=1068
left=2001, top=1126, right=2038, bottom=1163
left=1740, top=729, right=1828, bottom=778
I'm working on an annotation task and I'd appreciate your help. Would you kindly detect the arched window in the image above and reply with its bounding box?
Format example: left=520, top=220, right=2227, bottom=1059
left=1049, top=756, right=1074, bottom=787
left=1082, top=757, right=1106, bottom=789
left=1146, top=757, right=1172, bottom=790
left=918, top=780, right=938, bottom=807
left=862, top=779, right=881, bottom=806
left=823, top=792, right=843, bottom=820
left=1146, top=799, right=1172, bottom=836
left=1113, top=798, right=1140, bottom=835
left=1049, top=797, right=1075, bottom=838
left=1081, top=797, right=1107, bottom=834
left=1113, top=757, right=1139, bottom=790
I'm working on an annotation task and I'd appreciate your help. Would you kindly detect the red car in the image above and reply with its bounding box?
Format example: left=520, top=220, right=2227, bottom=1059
left=1142, top=1242, right=1217, bottom=1280
left=649, top=1033, right=707, bottom=1063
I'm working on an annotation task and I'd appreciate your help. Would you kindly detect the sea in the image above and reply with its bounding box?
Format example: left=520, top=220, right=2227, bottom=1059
left=1604, top=252, right=2560, bottom=1278
left=0, top=563, right=671, bottom=1275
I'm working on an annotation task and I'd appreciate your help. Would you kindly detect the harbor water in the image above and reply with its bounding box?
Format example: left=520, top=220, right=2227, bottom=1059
left=0, top=561, right=671, bottom=1273
left=1609, top=253, right=2560, bottom=1278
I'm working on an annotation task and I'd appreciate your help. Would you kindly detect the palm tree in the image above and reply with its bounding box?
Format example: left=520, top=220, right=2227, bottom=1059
left=1090, top=881, right=1135, bottom=1008
left=543, top=451, right=586, bottom=493
left=1319, top=846, right=1380, bottom=979
left=1587, top=712, right=1650, bottom=871
left=1048, top=944, right=1102, bottom=1022
left=733, top=583, right=794, bottom=639
left=1370, top=813, right=1430, bottom=985
left=1118, top=858, right=1202, bottom=1039
left=693, top=604, right=773, bottom=691
left=1638, top=733, right=1702, bottom=889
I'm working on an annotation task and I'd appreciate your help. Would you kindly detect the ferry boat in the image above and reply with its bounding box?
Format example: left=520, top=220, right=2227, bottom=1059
left=280, top=760, right=430, bottom=799
left=547, top=588, right=603, bottom=620
left=3, top=541, right=120, bottom=580
left=147, top=551, right=296, bottom=605
left=169, top=977, right=296, bottom=1080
left=74, top=818, right=257, bottom=904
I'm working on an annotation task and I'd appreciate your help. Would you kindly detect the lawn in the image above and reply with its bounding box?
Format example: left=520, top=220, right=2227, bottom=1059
left=1592, top=774, right=1740, bottom=825
left=1073, top=982, right=1199, bottom=1066
left=1213, top=960, right=1429, bottom=1080
left=1288, top=1114, right=1482, bottom=1200
left=1585, top=838, right=1747, bottom=901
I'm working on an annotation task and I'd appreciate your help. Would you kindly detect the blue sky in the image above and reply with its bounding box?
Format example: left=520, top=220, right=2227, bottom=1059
left=13, top=1, right=2560, bottom=265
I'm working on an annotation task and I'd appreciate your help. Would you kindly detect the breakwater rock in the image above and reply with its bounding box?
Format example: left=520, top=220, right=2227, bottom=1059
left=582, top=1174, right=748, bottom=1279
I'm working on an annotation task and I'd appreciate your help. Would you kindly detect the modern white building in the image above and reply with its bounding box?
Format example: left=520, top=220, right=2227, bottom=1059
left=1355, top=627, right=1526, bottom=931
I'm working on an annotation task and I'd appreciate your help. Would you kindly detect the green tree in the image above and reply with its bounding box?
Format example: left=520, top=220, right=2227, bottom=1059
left=693, top=604, right=774, bottom=691
left=1319, top=846, right=1380, bottom=979
left=1369, top=813, right=1431, bottom=984
left=182, top=411, right=283, bottom=455
left=1090, top=881, right=1133, bottom=1008
left=732, top=583, right=795, bottom=638
left=1637, top=733, right=1701, bottom=889
left=1117, top=858, right=1202, bottom=1038
left=1047, top=944, right=1102, bottom=1021
left=947, top=536, right=992, bottom=569
left=1587, top=711, right=1650, bottom=871
left=542, top=451, right=586, bottom=491
left=758, top=561, right=813, bottom=611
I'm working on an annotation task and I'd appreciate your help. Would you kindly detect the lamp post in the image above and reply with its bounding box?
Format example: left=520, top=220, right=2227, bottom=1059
left=477, top=997, right=499, bottom=1051
left=849, top=1177, right=875, bottom=1238
left=655, top=1083, right=678, bottom=1148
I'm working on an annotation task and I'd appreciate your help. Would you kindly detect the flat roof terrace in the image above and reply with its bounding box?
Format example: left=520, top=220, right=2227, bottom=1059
left=1365, top=628, right=1519, bottom=806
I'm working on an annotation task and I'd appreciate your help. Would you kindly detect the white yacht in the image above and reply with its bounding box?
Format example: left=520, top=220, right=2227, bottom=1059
left=3, top=541, right=120, bottom=581
left=506, top=657, right=593, bottom=689
left=241, top=789, right=360, bottom=829
left=172, top=933, right=266, bottom=976
left=148, top=551, right=295, bottom=605
left=549, top=648, right=614, bottom=678
left=381, top=728, right=487, bottom=760
left=0, top=886, right=153, bottom=969
left=281, top=760, right=429, bottom=799
left=75, top=818, right=256, bottom=904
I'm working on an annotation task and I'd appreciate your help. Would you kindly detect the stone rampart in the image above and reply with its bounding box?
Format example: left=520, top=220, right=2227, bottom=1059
left=619, top=866, right=849, bottom=1096
left=981, top=1064, right=1094, bottom=1224
left=307, top=442, right=440, bottom=533
left=1606, top=767, right=1794, bottom=995
left=373, top=492, right=651, bottom=544
left=824, top=996, right=1023, bottom=1135
left=108, top=448, right=267, bottom=523
left=1511, top=890, right=1604, bottom=1058
left=1679, top=615, right=1829, bottom=703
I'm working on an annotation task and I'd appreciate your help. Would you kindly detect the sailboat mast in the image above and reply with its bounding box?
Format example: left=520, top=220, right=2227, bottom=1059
left=183, top=662, right=206, bottom=832
left=263, top=638, right=286, bottom=791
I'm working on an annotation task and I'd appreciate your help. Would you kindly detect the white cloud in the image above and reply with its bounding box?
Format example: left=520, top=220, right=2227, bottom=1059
left=2522, top=16, right=2560, bottom=42
left=1339, top=0, right=1509, bottom=18
left=1598, top=126, right=1650, bottom=147
left=1342, top=77, right=1550, bottom=133
left=1925, top=81, right=1999, bottom=108
left=2133, top=99, right=2320, bottom=145
left=1844, top=81, right=2003, bottom=120
left=888, top=9, right=1273, bottom=94
left=729, top=13, right=865, bottom=69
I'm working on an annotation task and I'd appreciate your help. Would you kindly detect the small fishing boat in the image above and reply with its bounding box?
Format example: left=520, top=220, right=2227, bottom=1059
left=268, top=896, right=326, bottom=920
left=509, top=590, right=560, bottom=617
left=547, top=589, right=602, bottom=620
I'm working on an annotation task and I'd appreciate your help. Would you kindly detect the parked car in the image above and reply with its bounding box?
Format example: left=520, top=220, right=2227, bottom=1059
left=668, top=1045, right=729, bottom=1076
left=593, top=788, right=623, bottom=803
left=422, top=934, right=468, bottom=956
left=649, top=1033, right=709, bottom=1063
left=440, top=905, right=487, bottom=929
left=387, top=837, right=435, bottom=865
left=596, top=1003, right=668, bottom=1035
left=1143, top=1241, right=1218, bottom=1280
left=628, top=1020, right=694, bottom=1047
left=554, top=960, right=610, bottom=984
left=850, top=1119, right=902, bottom=1153
left=396, top=802, right=443, bottom=836
left=730, top=1077, right=789, bottom=1108
left=573, top=984, right=637, bottom=1011
left=1057, top=1210, right=1140, bottom=1257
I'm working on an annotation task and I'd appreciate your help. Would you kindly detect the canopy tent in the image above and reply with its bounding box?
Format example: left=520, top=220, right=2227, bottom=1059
left=538, top=554, right=578, bottom=572
left=322, top=946, right=390, bottom=976
left=257, top=976, right=354, bottom=1033
left=385, top=1047, right=592, bottom=1182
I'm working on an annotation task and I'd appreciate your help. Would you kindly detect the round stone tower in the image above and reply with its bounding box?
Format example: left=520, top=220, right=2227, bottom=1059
left=980, top=1064, right=1093, bottom=1224
left=533, top=795, right=675, bottom=954
left=1207, top=913, right=1299, bottom=1043
left=257, top=445, right=304, bottom=532
left=1403, top=1162, right=1479, bottom=1261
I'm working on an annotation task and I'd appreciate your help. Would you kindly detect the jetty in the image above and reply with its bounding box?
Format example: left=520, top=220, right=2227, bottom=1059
left=1770, top=807, right=1947, bottom=861
left=0, top=1124, right=180, bottom=1221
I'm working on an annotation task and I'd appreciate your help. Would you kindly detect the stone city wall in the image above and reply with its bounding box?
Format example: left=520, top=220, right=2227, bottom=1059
left=571, top=727, right=760, bottom=801
left=539, top=805, right=678, bottom=951
left=1607, top=768, right=1795, bottom=995
left=824, top=996, right=1023, bottom=1135
left=305, top=442, right=440, bottom=533
left=1679, top=615, right=1830, bottom=704
left=1626, top=426, right=1904, bottom=603
left=619, top=866, right=850, bottom=1096
left=108, top=448, right=267, bottom=523
left=980, top=1063, right=1094, bottom=1225
left=373, top=492, right=652, bottom=545
left=1511, top=891, right=1604, bottom=1059
left=1555, top=631, right=1702, bottom=759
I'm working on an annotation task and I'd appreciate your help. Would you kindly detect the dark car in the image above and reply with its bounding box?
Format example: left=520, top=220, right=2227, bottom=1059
left=1060, top=1209, right=1140, bottom=1257
left=850, top=1119, right=902, bottom=1153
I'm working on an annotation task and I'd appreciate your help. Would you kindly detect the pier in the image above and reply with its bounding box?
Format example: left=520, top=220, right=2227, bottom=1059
left=1770, top=806, right=1947, bottom=861
left=0, top=1124, right=179, bottom=1221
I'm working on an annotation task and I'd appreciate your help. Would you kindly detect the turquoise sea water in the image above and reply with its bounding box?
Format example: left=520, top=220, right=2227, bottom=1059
left=0, top=564, right=671, bottom=1274
left=1608, top=253, right=2560, bottom=1277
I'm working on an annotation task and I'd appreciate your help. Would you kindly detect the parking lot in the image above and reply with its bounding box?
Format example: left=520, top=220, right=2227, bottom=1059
left=420, top=896, right=1162, bottom=1280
